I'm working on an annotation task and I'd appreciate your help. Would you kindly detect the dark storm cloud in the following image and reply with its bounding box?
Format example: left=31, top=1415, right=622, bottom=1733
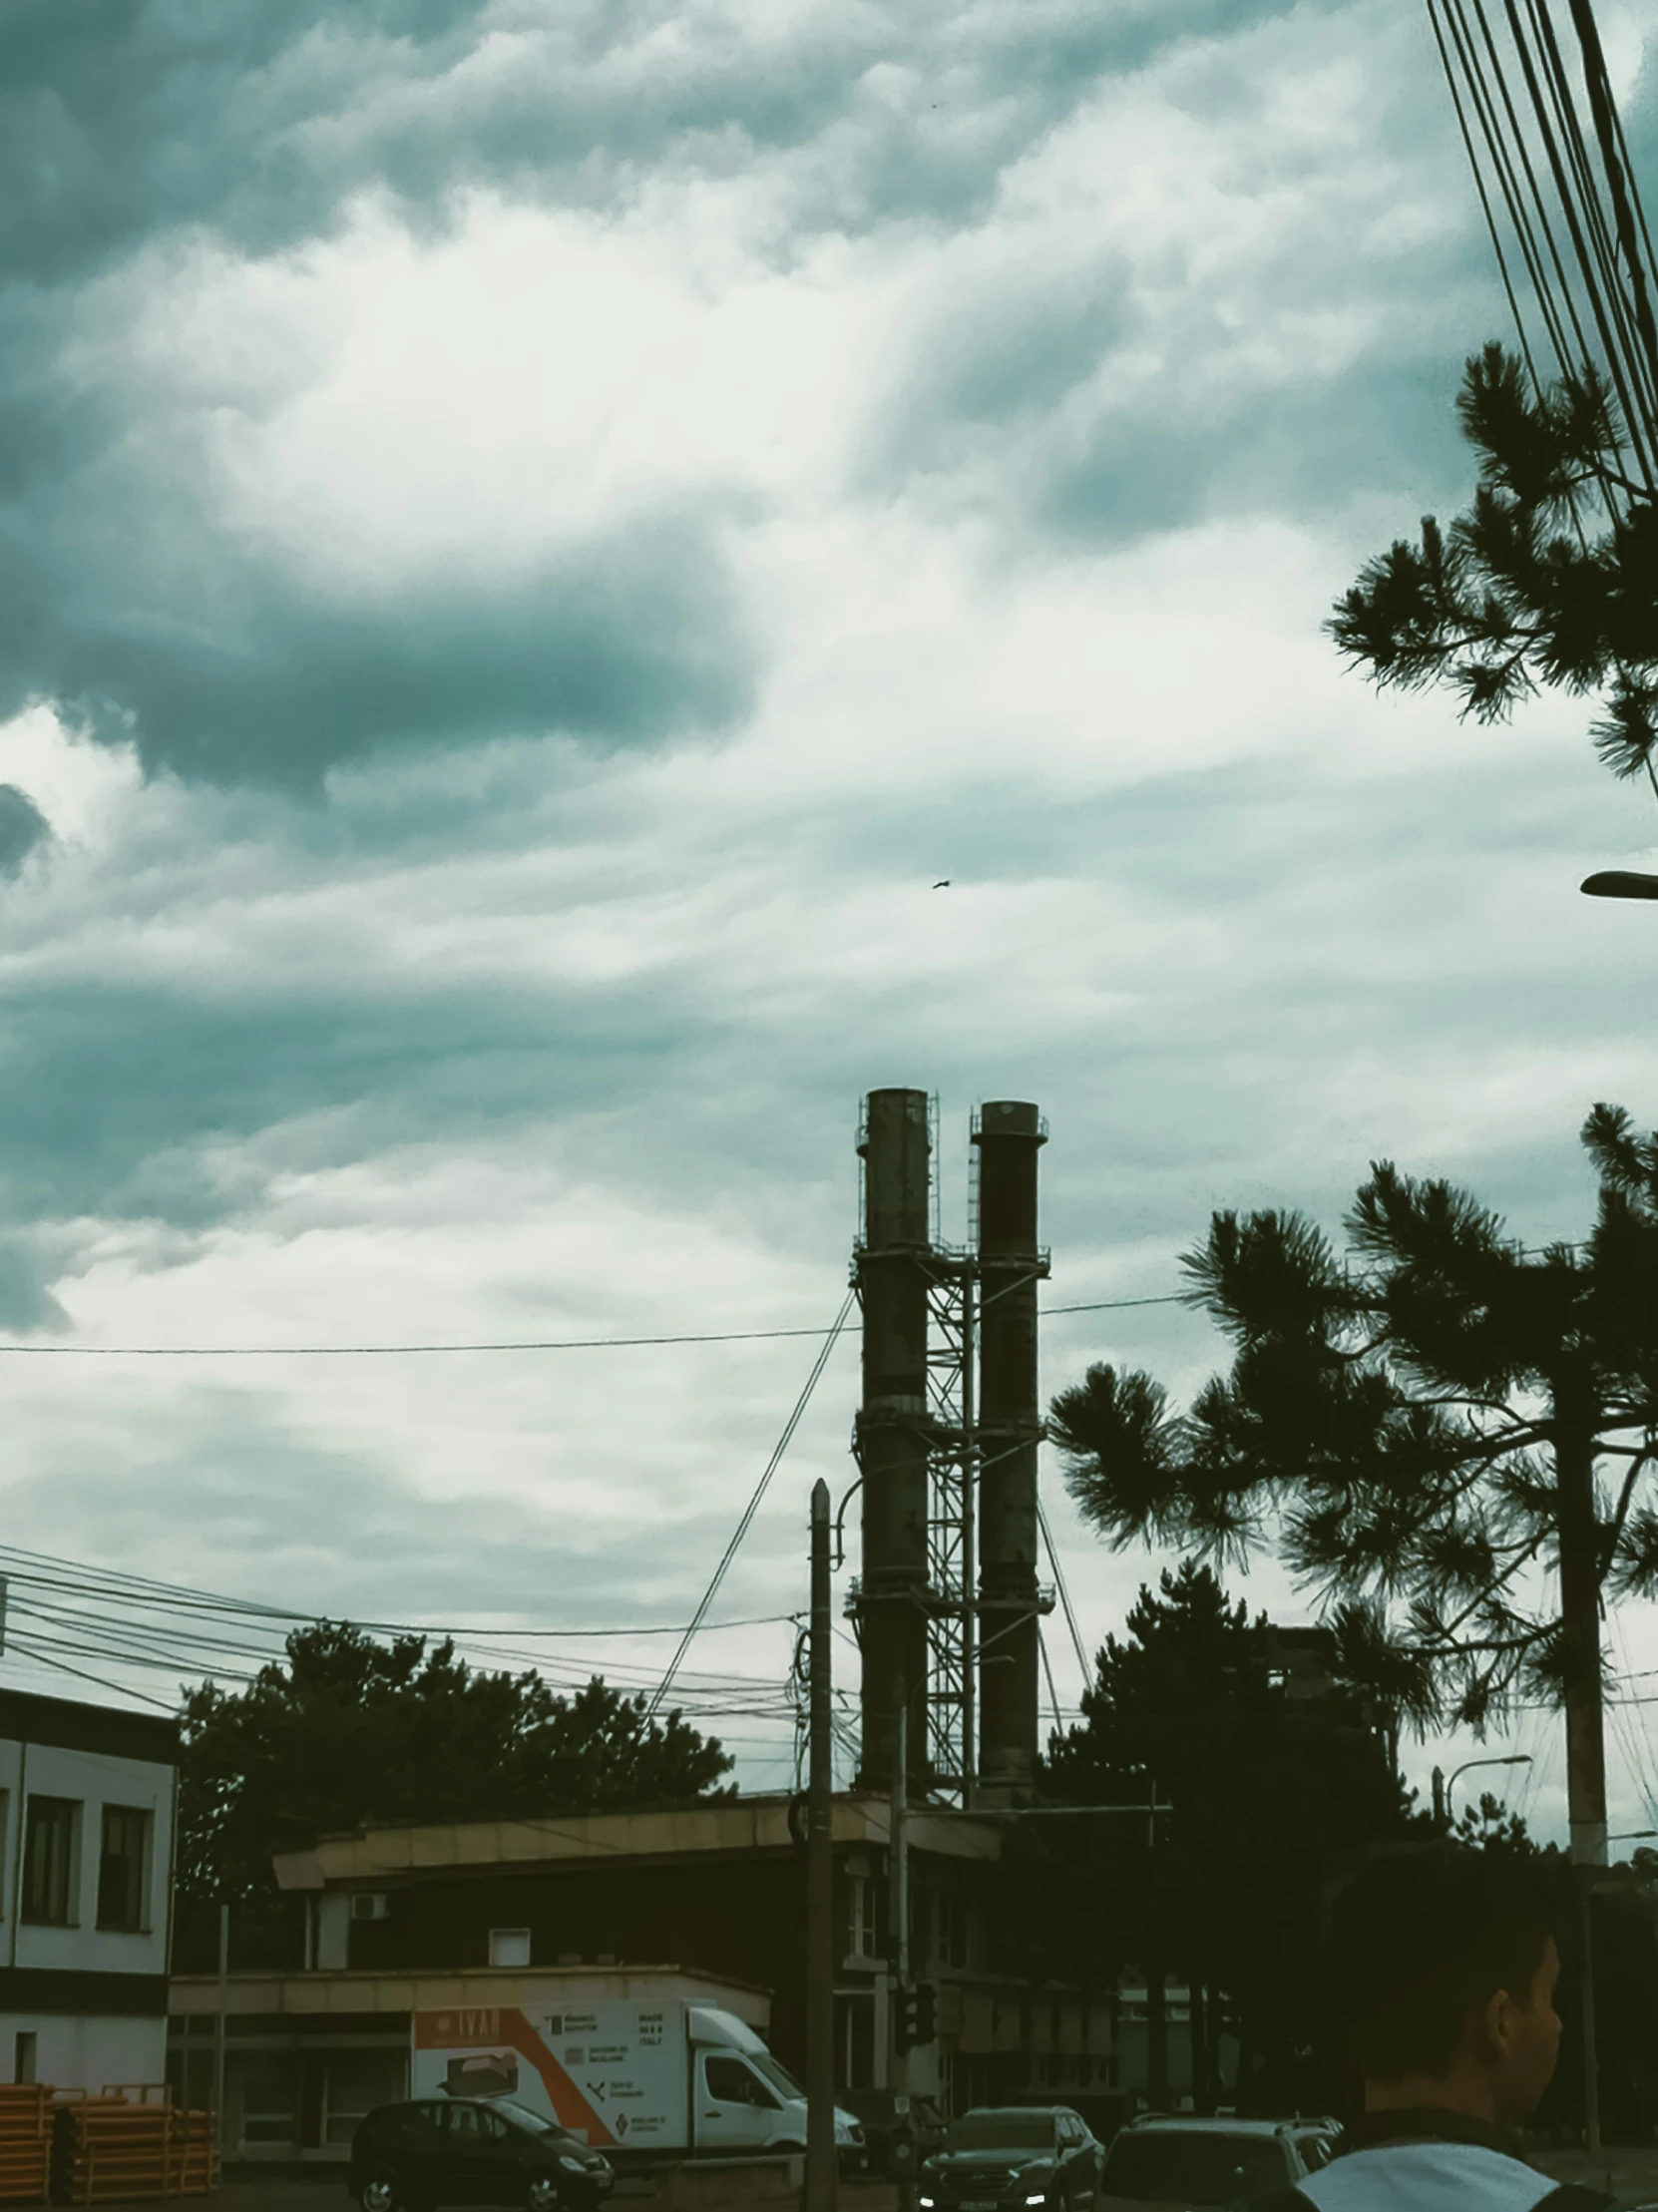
left=0, top=956, right=691, bottom=1232
left=0, top=0, right=1440, bottom=788
left=0, top=0, right=1327, bottom=287
left=0, top=485, right=751, bottom=787
left=1038, top=352, right=1481, bottom=546
left=0, top=0, right=476, bottom=285
left=0, top=785, right=50, bottom=877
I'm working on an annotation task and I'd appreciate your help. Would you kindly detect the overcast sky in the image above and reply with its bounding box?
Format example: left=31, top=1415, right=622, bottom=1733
left=3, top=0, right=1658, bottom=1843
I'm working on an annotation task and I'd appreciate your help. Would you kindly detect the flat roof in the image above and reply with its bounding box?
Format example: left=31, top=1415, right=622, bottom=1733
left=0, top=1687, right=179, bottom=1767
left=166, top=1964, right=772, bottom=2022
left=273, top=1792, right=1003, bottom=1890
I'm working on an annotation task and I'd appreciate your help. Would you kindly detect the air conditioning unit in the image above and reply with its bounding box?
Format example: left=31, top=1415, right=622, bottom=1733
left=350, top=1893, right=391, bottom=1922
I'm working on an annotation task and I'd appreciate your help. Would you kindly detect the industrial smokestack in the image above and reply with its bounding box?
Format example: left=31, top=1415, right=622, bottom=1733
left=855, top=1089, right=932, bottom=1793
left=973, top=1100, right=1047, bottom=1800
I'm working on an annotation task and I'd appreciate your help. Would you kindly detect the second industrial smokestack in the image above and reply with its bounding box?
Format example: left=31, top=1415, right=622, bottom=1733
left=974, top=1100, right=1047, bottom=1800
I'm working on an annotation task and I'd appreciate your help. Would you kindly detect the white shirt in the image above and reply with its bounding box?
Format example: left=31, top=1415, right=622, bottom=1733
left=1300, top=2143, right=1561, bottom=2212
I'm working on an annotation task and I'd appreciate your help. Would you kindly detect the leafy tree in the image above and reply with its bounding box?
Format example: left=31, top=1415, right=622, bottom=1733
left=178, top=1622, right=732, bottom=1937
left=1001, top=1561, right=1418, bottom=2114
left=1049, top=1103, right=1658, bottom=1877
left=1328, top=343, right=1658, bottom=783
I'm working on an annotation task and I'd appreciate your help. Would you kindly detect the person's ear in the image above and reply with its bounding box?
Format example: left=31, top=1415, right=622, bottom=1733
left=1480, top=1986, right=1520, bottom=2059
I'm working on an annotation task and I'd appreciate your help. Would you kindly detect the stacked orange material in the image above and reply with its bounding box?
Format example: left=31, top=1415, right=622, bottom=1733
left=0, top=2084, right=52, bottom=2203
left=51, top=2092, right=217, bottom=2206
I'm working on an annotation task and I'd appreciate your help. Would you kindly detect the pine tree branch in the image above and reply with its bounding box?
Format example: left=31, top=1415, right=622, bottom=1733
left=1601, top=1447, right=1653, bottom=1579
left=1420, top=1533, right=1546, bottom=1646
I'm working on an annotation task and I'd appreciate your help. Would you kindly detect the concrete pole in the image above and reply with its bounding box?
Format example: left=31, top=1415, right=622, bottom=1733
left=892, top=1681, right=914, bottom=2212
left=807, top=1480, right=838, bottom=2212
left=214, top=1902, right=229, bottom=2147
left=893, top=1677, right=910, bottom=2068
left=1555, top=1388, right=1607, bottom=2155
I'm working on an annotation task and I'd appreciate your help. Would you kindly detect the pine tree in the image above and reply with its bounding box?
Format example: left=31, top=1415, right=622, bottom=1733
left=1049, top=1103, right=1658, bottom=1880
left=1328, top=343, right=1658, bottom=783
left=1034, top=1561, right=1414, bottom=2112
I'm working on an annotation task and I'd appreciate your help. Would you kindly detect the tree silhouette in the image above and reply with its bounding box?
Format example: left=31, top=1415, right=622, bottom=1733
left=178, top=1621, right=732, bottom=1925
left=1049, top=1103, right=1658, bottom=1876
left=1022, top=1560, right=1413, bottom=2114
left=1328, top=343, right=1658, bottom=784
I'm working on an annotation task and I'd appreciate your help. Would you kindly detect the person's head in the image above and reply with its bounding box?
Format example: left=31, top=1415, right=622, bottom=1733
left=1326, top=1844, right=1561, bottom=2122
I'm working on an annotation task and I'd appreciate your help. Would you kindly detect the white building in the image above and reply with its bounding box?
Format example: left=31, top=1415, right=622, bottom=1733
left=0, top=1689, right=179, bottom=2092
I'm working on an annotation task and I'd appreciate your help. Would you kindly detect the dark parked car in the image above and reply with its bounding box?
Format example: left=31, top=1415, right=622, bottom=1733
left=349, top=2097, right=614, bottom=2212
left=919, top=2105, right=1103, bottom=2211
left=1097, top=2116, right=1340, bottom=2210
left=841, top=2089, right=947, bottom=2177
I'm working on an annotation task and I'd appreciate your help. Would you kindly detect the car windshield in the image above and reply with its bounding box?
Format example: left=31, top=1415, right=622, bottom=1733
left=491, top=2102, right=563, bottom=2138
left=949, top=2113, right=1056, bottom=2152
left=1102, top=2133, right=1288, bottom=2205
left=751, top=2054, right=804, bottom=2101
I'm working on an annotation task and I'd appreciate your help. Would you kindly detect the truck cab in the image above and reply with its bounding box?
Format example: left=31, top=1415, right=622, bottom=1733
left=688, top=2009, right=863, bottom=2167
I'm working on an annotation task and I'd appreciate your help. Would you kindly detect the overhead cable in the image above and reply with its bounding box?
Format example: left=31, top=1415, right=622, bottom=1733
left=0, top=1289, right=1182, bottom=1359
left=646, top=1291, right=857, bottom=1720
left=1037, top=1497, right=1093, bottom=1691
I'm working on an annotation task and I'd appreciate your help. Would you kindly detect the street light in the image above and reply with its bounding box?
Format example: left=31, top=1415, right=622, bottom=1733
left=1582, top=871, right=1658, bottom=899
left=1433, top=1754, right=1532, bottom=1828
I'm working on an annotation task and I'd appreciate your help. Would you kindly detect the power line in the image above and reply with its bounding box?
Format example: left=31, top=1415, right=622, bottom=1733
left=1427, top=0, right=1658, bottom=519
left=3, top=1633, right=181, bottom=1714
left=0, top=1324, right=848, bottom=1358
left=0, top=1545, right=794, bottom=1645
left=1038, top=1624, right=1064, bottom=1742
left=1037, top=1496, right=1092, bottom=1692
left=646, top=1292, right=857, bottom=1720
left=0, top=1288, right=1183, bottom=1359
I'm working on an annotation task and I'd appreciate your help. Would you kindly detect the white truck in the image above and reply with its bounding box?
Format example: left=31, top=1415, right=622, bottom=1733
left=410, top=1997, right=865, bottom=2165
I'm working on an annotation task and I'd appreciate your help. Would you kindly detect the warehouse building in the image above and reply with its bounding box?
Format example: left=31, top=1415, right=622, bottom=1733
left=168, top=1793, right=1112, bottom=2158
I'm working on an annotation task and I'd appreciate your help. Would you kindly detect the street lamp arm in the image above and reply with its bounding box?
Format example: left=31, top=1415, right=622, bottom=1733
left=1583, top=871, right=1658, bottom=900
left=1444, top=1754, right=1531, bottom=1828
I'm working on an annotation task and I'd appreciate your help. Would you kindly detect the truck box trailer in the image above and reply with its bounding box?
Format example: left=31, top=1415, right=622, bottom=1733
left=411, top=1997, right=864, bottom=2164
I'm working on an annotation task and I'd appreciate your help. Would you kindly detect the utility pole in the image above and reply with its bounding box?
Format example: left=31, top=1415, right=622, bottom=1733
left=1556, top=1386, right=1607, bottom=2156
left=214, top=1901, right=229, bottom=2144
left=891, top=1678, right=919, bottom=2212
left=1145, top=1786, right=1167, bottom=2112
left=807, top=1480, right=837, bottom=2212
left=892, top=1674, right=910, bottom=2086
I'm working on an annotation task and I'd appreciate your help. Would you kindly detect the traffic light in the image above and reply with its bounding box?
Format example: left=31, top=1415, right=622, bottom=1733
left=894, top=1982, right=937, bottom=2052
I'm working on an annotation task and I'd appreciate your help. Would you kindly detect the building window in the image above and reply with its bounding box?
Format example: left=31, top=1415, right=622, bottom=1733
left=488, top=1927, right=531, bottom=1968
left=21, top=1797, right=79, bottom=1926
left=97, top=1806, right=151, bottom=1932
left=845, top=1874, right=872, bottom=1959
left=835, top=1991, right=876, bottom=2089
left=13, top=2033, right=36, bottom=2086
left=940, top=1895, right=971, bottom=1968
